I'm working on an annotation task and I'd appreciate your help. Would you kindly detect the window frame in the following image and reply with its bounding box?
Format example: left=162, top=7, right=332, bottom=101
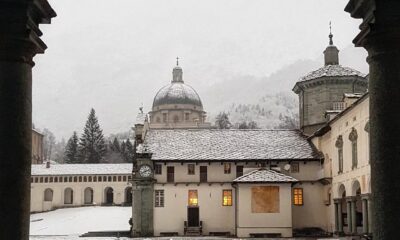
left=222, top=189, right=233, bottom=206
left=154, top=164, right=162, bottom=175
left=188, top=164, right=195, bottom=175
left=293, top=188, right=304, bottom=206
left=291, top=162, right=299, bottom=173
left=155, top=190, right=165, bottom=207
left=188, top=190, right=198, bottom=206
left=224, top=163, right=231, bottom=174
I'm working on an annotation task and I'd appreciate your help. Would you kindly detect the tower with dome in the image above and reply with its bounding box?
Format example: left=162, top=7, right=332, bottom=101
left=148, top=59, right=211, bottom=129
left=292, top=29, right=368, bottom=135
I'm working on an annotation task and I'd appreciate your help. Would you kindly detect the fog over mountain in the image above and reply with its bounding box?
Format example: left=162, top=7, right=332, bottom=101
left=32, top=0, right=368, bottom=140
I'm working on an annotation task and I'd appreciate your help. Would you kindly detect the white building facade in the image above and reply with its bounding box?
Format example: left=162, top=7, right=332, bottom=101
left=30, top=163, right=133, bottom=213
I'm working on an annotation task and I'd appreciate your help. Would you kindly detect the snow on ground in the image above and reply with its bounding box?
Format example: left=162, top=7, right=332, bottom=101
left=30, top=206, right=131, bottom=236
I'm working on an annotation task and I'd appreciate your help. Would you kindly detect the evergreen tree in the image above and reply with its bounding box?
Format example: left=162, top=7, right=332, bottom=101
left=215, top=112, right=231, bottom=129
left=123, top=138, right=134, bottom=163
left=64, top=132, right=79, bottom=163
left=112, top=137, right=120, bottom=152
left=78, top=108, right=106, bottom=163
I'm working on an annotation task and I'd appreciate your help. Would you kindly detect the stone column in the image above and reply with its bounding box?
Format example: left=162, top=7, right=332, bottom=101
left=337, top=201, right=343, bottom=234
left=334, top=201, right=339, bottom=233
left=0, top=1, right=56, bottom=239
left=367, top=196, right=373, bottom=234
left=345, top=1, right=400, bottom=239
left=351, top=198, right=357, bottom=234
left=362, top=196, right=369, bottom=234
left=346, top=198, right=352, bottom=233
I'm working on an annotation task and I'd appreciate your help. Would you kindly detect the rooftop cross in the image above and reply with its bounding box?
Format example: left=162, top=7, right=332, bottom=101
left=176, top=56, right=179, bottom=66
left=329, top=21, right=333, bottom=45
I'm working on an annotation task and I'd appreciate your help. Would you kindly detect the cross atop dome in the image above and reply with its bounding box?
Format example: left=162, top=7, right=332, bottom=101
left=329, top=21, right=334, bottom=45
left=172, top=57, right=183, bottom=82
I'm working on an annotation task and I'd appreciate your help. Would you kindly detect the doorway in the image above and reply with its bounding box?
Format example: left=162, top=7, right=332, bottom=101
left=187, top=207, right=200, bottom=227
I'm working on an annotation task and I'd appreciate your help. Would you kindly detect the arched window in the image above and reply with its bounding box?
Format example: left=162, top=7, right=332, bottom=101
left=64, top=188, right=73, bottom=204
left=84, top=187, right=94, bottom=204
left=335, top=135, right=344, bottom=174
left=349, top=128, right=358, bottom=169
left=44, top=188, right=53, bottom=202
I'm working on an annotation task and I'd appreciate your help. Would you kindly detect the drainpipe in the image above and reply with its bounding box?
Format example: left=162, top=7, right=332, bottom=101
left=232, top=183, right=238, bottom=237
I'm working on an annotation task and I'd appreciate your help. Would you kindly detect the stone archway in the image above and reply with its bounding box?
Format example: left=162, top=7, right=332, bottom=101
left=44, top=188, right=53, bottom=202
left=125, top=187, right=132, bottom=206
left=84, top=187, right=94, bottom=204
left=104, top=187, right=114, bottom=205
left=352, top=180, right=363, bottom=234
left=64, top=188, right=73, bottom=204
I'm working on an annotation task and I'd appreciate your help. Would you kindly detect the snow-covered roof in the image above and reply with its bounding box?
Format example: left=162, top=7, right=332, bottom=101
left=298, top=65, right=366, bottom=82
left=141, top=129, right=322, bottom=161
left=233, top=169, right=298, bottom=183
left=31, top=163, right=132, bottom=176
left=152, top=82, right=203, bottom=108
left=343, top=93, right=364, bottom=98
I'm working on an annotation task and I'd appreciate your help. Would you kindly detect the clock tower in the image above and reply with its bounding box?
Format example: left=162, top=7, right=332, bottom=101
left=131, top=148, right=155, bottom=237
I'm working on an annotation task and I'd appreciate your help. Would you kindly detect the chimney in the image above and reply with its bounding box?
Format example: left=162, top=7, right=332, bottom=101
left=46, top=161, right=50, bottom=168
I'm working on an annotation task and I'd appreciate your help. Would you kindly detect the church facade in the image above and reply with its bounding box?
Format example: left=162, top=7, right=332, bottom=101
left=131, top=32, right=371, bottom=238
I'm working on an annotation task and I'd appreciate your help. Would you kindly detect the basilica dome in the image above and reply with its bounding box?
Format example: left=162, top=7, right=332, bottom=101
left=152, top=66, right=203, bottom=109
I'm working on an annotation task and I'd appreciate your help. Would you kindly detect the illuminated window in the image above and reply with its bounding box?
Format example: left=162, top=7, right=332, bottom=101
left=223, top=190, right=232, bottom=206
left=188, top=164, right=195, bottom=175
left=293, top=188, right=303, bottom=206
left=224, top=163, right=231, bottom=174
left=188, top=190, right=198, bottom=206
left=155, top=190, right=164, bottom=207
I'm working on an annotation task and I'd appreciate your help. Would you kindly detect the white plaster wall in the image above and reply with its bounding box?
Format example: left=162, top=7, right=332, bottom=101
left=236, top=183, right=292, bottom=237
left=153, top=183, right=235, bottom=236
left=30, top=175, right=132, bottom=213
left=292, top=183, right=331, bottom=231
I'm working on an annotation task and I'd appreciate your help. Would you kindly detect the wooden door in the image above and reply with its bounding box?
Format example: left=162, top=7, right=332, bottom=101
left=187, top=207, right=199, bottom=227
left=167, top=166, right=174, bottom=182
left=200, top=166, right=207, bottom=182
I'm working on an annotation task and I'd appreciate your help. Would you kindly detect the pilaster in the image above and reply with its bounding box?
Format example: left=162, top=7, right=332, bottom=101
left=0, top=1, right=56, bottom=239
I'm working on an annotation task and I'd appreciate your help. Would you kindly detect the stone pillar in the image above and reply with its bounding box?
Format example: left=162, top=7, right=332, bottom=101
left=367, top=196, right=373, bottom=234
left=351, top=198, right=357, bottom=234
left=0, top=1, right=56, bottom=239
left=337, top=201, right=343, bottom=234
left=345, top=1, right=400, bottom=239
left=346, top=198, right=352, bottom=233
left=334, top=199, right=344, bottom=235
left=334, top=201, right=339, bottom=233
left=362, top=197, right=369, bottom=234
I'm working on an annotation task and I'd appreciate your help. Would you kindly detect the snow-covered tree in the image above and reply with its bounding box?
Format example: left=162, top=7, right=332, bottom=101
left=112, top=137, right=120, bottom=152
left=64, top=132, right=79, bottom=163
left=215, top=112, right=231, bottom=129
left=78, top=108, right=106, bottom=163
left=42, top=128, right=56, bottom=161
left=248, top=120, right=259, bottom=129
left=123, top=138, right=134, bottom=163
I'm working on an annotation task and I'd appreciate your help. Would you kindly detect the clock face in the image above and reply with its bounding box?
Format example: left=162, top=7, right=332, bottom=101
left=139, top=165, right=152, bottom=178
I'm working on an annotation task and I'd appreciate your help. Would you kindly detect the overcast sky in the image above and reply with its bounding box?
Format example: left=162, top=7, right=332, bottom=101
left=33, top=0, right=366, bottom=140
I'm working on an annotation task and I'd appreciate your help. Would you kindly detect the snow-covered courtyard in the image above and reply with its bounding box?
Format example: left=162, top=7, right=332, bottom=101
left=29, top=206, right=358, bottom=240
left=30, top=206, right=131, bottom=239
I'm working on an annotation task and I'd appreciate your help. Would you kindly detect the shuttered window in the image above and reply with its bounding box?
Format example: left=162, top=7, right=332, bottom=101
left=293, top=188, right=303, bottom=206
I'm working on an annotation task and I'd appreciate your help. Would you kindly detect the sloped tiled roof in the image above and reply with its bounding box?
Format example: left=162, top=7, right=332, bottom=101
left=233, top=169, right=298, bottom=183
left=299, top=65, right=366, bottom=82
left=31, top=163, right=132, bottom=176
left=142, top=129, right=322, bottom=161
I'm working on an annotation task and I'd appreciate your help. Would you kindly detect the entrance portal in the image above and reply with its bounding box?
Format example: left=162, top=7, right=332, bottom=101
left=105, top=187, right=114, bottom=204
left=187, top=207, right=199, bottom=227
